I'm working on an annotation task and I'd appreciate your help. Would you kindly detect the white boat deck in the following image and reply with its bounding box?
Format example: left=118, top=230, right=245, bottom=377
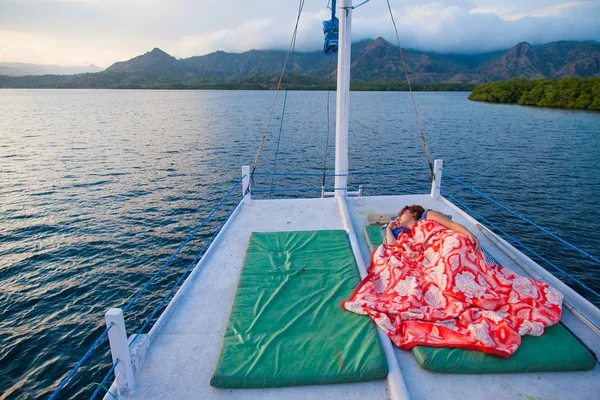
left=117, top=194, right=599, bottom=400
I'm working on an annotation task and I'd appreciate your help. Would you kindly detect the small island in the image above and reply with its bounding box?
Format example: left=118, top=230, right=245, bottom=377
left=468, top=77, right=600, bottom=111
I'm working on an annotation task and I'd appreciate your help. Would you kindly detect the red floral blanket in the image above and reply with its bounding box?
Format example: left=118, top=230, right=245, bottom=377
left=342, top=220, right=563, bottom=358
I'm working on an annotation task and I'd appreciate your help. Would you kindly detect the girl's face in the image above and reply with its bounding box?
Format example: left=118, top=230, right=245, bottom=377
left=398, top=210, right=415, bottom=227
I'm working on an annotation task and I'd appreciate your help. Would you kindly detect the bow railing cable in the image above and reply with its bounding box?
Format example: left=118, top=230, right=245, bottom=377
left=253, top=168, right=429, bottom=177
left=250, top=0, right=306, bottom=182
left=442, top=169, right=600, bottom=265
left=253, top=184, right=429, bottom=194
left=48, top=323, right=115, bottom=400
left=122, top=176, right=245, bottom=313
left=360, top=184, right=430, bottom=190
left=129, top=193, right=246, bottom=348
left=351, top=168, right=429, bottom=176
left=87, top=359, right=120, bottom=400
left=254, top=172, right=341, bottom=177
left=386, top=0, right=434, bottom=180
left=441, top=188, right=600, bottom=299
left=253, top=187, right=340, bottom=194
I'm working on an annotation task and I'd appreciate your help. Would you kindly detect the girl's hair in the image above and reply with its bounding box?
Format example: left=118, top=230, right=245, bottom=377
left=400, top=205, right=425, bottom=220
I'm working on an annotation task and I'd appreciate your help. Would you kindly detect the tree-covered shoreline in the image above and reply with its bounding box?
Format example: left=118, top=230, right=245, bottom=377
left=469, top=77, right=600, bottom=111
left=0, top=73, right=476, bottom=91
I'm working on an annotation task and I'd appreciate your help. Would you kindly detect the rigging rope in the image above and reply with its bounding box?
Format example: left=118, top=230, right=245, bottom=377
left=386, top=0, right=434, bottom=181
left=321, top=1, right=338, bottom=192
left=269, top=13, right=300, bottom=198
left=341, top=0, right=370, bottom=9
left=250, top=0, right=306, bottom=187
left=322, top=54, right=334, bottom=190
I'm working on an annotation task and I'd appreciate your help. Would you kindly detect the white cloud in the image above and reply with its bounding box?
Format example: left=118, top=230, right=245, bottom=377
left=0, top=30, right=147, bottom=67
left=531, top=1, right=592, bottom=17
left=173, top=10, right=332, bottom=57
left=470, top=1, right=593, bottom=21
left=175, top=19, right=289, bottom=57
left=1, top=1, right=599, bottom=66
left=173, top=1, right=600, bottom=58
left=55, top=0, right=162, bottom=6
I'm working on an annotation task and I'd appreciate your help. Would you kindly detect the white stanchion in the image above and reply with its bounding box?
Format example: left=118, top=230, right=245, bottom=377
left=430, top=159, right=443, bottom=198
left=242, top=166, right=251, bottom=204
left=105, top=308, right=136, bottom=395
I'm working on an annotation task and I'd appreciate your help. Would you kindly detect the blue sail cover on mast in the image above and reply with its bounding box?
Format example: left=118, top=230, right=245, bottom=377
left=322, top=0, right=339, bottom=55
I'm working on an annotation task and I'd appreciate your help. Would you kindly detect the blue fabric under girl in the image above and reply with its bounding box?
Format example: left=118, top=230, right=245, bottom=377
left=390, top=210, right=452, bottom=237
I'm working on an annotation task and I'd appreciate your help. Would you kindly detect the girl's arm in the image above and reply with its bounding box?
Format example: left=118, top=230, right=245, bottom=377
left=385, top=221, right=398, bottom=246
left=426, top=210, right=481, bottom=252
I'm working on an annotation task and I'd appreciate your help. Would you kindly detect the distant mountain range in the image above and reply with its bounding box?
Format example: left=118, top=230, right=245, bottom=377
left=0, top=62, right=103, bottom=77
left=1, top=38, right=599, bottom=89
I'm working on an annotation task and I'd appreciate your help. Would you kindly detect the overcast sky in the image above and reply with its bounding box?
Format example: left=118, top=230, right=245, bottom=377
left=1, top=0, right=599, bottom=68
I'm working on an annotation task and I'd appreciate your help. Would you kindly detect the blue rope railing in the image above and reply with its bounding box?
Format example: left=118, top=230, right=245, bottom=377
left=442, top=169, right=600, bottom=266
left=48, top=323, right=115, bottom=400
left=441, top=188, right=600, bottom=299
left=49, top=178, right=246, bottom=399
left=442, top=170, right=600, bottom=264
left=122, top=176, right=246, bottom=313
left=88, top=359, right=120, bottom=400
left=128, top=193, right=246, bottom=348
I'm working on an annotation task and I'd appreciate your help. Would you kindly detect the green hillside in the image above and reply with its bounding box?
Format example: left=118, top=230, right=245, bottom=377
left=2, top=39, right=600, bottom=89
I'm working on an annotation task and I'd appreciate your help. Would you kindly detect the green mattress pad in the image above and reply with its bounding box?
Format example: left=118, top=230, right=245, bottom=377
left=362, top=225, right=596, bottom=374
left=413, top=323, right=596, bottom=373
left=364, top=225, right=385, bottom=253
left=210, top=230, right=388, bottom=389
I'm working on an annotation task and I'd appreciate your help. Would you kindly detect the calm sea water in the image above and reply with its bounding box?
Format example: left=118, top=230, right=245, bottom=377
left=1, top=89, right=599, bottom=399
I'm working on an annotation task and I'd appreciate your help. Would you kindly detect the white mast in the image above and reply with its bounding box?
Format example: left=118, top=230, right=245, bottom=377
left=334, top=0, right=352, bottom=196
